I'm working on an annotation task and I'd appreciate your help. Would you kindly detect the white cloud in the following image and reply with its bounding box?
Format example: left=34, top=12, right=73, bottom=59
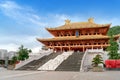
left=0, top=1, right=47, bottom=53
left=0, top=0, right=120, bottom=53
left=0, top=1, right=46, bottom=27
left=0, top=35, right=42, bottom=53
left=0, top=1, right=21, bottom=10
left=32, top=47, right=42, bottom=53
left=0, top=43, right=18, bottom=52
left=0, top=0, right=120, bottom=27
left=0, top=43, right=42, bottom=53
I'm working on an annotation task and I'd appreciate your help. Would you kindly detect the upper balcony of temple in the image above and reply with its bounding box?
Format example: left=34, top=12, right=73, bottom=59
left=46, top=18, right=111, bottom=37
left=46, top=18, right=111, bottom=31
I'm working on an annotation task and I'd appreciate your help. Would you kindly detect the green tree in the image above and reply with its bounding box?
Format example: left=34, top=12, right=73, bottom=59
left=0, top=60, right=3, bottom=65
left=10, top=56, right=18, bottom=65
left=18, top=45, right=32, bottom=61
left=92, top=54, right=103, bottom=67
left=107, top=30, right=120, bottom=59
left=107, top=26, right=120, bottom=36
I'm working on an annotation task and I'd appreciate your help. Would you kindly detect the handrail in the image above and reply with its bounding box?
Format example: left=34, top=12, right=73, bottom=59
left=15, top=50, right=53, bottom=69
left=80, top=48, right=104, bottom=72
left=38, top=51, right=73, bottom=70
left=80, top=49, right=88, bottom=72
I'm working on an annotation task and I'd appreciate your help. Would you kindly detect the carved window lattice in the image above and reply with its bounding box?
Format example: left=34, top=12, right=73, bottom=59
left=75, top=30, right=79, bottom=37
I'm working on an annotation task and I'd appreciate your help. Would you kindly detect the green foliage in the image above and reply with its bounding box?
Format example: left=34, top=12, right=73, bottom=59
left=107, top=30, right=120, bottom=59
left=107, top=26, right=120, bottom=36
left=92, top=54, right=103, bottom=67
left=0, top=60, right=3, bottom=65
left=18, top=45, right=32, bottom=61
left=10, top=56, right=18, bottom=65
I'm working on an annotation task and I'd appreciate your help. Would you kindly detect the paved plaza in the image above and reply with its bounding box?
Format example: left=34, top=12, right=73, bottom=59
left=0, top=68, right=120, bottom=80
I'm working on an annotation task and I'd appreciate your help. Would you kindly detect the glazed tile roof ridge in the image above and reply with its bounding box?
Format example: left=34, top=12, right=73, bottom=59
left=46, top=18, right=111, bottom=30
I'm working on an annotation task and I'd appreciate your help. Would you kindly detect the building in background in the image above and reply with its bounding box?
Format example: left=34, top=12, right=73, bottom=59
left=0, top=49, right=17, bottom=60
left=0, top=49, right=8, bottom=60
left=8, top=51, right=17, bottom=60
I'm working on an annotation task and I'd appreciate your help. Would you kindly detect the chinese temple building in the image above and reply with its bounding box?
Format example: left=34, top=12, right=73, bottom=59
left=37, top=18, right=119, bottom=52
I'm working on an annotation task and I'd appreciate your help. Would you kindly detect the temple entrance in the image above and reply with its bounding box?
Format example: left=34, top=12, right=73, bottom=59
left=74, top=49, right=80, bottom=52
left=71, top=47, right=82, bottom=52
left=63, top=47, right=69, bottom=52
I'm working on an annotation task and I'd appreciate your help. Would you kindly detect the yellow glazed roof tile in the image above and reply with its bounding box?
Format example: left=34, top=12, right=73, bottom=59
left=46, top=18, right=111, bottom=30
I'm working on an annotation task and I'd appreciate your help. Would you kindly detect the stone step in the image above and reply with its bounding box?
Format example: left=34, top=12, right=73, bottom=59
left=55, top=52, right=84, bottom=71
left=17, top=52, right=61, bottom=70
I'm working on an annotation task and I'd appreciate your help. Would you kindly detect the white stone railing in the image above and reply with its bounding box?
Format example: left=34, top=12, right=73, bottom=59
left=80, top=48, right=104, bottom=72
left=103, top=51, right=109, bottom=61
left=15, top=50, right=53, bottom=69
left=87, top=48, right=104, bottom=53
left=38, top=51, right=73, bottom=71
left=80, top=49, right=88, bottom=72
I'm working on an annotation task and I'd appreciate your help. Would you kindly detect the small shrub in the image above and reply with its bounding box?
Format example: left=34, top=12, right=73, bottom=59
left=92, top=54, right=103, bottom=67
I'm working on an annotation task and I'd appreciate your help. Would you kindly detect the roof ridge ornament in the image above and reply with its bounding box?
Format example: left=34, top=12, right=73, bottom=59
left=88, top=17, right=94, bottom=23
left=65, top=19, right=71, bottom=25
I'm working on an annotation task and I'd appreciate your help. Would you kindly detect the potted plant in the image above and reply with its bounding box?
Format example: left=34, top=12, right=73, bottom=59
left=92, top=54, right=103, bottom=72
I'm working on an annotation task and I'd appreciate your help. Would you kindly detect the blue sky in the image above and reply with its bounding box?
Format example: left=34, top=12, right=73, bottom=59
left=0, top=0, right=120, bottom=52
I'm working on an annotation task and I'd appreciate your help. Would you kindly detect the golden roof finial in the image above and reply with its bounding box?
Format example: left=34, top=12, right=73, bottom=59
left=65, top=19, right=71, bottom=25
left=88, top=17, right=94, bottom=23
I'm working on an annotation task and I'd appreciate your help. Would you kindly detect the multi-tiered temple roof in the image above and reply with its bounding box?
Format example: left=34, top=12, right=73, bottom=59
left=37, top=18, right=119, bottom=52
left=46, top=20, right=111, bottom=30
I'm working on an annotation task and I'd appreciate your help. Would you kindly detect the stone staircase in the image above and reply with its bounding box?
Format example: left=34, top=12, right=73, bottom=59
left=17, top=52, right=61, bottom=70
left=55, top=52, right=84, bottom=71
left=38, top=51, right=73, bottom=71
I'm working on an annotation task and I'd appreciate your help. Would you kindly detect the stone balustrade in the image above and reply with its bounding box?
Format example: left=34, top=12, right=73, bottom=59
left=80, top=49, right=105, bottom=72
left=80, top=49, right=88, bottom=72
left=15, top=50, right=53, bottom=69
left=38, top=51, right=73, bottom=70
